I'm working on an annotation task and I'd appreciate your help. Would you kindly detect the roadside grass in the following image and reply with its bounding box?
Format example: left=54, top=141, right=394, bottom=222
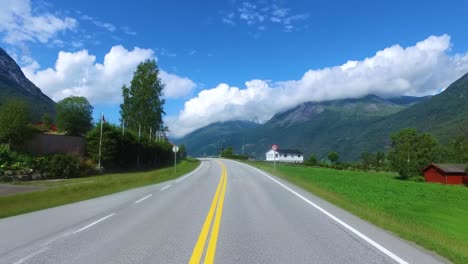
left=0, top=159, right=200, bottom=219
left=248, top=161, right=468, bottom=264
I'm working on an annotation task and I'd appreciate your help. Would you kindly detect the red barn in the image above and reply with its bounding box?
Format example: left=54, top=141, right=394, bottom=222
left=423, top=163, right=467, bottom=185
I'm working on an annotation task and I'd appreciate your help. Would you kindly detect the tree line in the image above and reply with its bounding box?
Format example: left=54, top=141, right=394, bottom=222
left=0, top=59, right=182, bottom=180
left=305, top=128, right=468, bottom=179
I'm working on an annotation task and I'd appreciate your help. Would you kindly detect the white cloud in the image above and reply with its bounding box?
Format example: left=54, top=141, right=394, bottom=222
left=222, top=1, right=309, bottom=32
left=159, top=71, right=196, bottom=98
left=167, top=35, right=468, bottom=137
left=0, top=0, right=77, bottom=44
left=22, top=45, right=196, bottom=104
left=80, top=14, right=116, bottom=32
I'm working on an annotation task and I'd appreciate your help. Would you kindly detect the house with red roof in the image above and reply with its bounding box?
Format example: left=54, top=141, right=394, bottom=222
left=423, top=163, right=467, bottom=185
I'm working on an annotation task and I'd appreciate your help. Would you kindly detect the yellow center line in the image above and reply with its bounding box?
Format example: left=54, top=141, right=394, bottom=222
left=189, top=162, right=228, bottom=264
left=204, top=164, right=227, bottom=264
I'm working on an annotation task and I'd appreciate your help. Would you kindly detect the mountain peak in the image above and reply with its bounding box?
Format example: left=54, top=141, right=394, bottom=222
left=0, top=47, right=55, bottom=120
left=266, top=94, right=413, bottom=127
left=0, top=48, right=43, bottom=96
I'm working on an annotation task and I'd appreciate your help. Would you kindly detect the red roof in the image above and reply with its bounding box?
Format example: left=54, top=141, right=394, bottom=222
left=34, top=122, right=58, bottom=132
left=423, top=163, right=467, bottom=175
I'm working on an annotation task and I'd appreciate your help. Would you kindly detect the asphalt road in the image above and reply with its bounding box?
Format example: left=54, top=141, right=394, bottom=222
left=0, top=159, right=448, bottom=264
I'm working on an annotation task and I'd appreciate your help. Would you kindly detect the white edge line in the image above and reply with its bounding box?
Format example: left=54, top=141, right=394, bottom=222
left=135, top=194, right=152, bottom=204
left=73, top=213, right=115, bottom=234
left=245, top=163, right=408, bottom=264
left=161, top=185, right=171, bottom=191
left=13, top=247, right=49, bottom=264
left=175, top=161, right=204, bottom=183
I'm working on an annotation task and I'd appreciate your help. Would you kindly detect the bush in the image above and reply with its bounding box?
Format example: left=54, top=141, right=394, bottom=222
left=408, top=176, right=426, bottom=182
left=79, top=158, right=97, bottom=177
left=46, top=154, right=81, bottom=179
left=222, top=154, right=249, bottom=160
left=304, top=155, right=318, bottom=166
left=0, top=145, right=95, bottom=181
left=86, top=123, right=174, bottom=170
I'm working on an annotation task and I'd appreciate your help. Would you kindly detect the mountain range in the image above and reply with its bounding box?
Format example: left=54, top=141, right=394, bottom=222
left=175, top=72, right=468, bottom=161
left=0, top=47, right=55, bottom=120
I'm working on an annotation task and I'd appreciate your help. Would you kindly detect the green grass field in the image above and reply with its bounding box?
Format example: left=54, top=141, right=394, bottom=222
left=249, top=161, right=468, bottom=264
left=0, top=159, right=200, bottom=219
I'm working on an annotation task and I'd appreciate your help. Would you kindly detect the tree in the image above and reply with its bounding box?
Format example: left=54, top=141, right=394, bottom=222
left=86, top=123, right=121, bottom=168
left=375, top=152, right=385, bottom=166
left=328, top=151, right=339, bottom=164
left=56, top=96, right=93, bottom=136
left=120, top=59, right=166, bottom=135
left=450, top=135, right=468, bottom=163
left=178, top=144, right=187, bottom=159
left=307, top=154, right=318, bottom=166
left=221, top=146, right=234, bottom=157
left=388, top=128, right=438, bottom=179
left=41, top=113, right=53, bottom=130
left=0, top=99, right=31, bottom=144
left=361, top=152, right=375, bottom=169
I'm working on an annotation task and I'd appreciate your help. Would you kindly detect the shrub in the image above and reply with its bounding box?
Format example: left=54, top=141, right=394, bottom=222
left=304, top=155, right=318, bottom=166
left=79, top=158, right=97, bottom=177
left=46, top=154, right=81, bottom=179
left=408, top=176, right=426, bottom=182
left=86, top=124, right=174, bottom=170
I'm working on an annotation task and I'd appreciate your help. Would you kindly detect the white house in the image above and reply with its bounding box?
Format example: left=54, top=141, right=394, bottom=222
left=265, top=149, right=304, bottom=163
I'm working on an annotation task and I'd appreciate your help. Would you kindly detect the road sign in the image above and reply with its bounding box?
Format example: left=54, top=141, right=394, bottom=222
left=173, top=146, right=179, bottom=173
left=272, top=144, right=278, bottom=151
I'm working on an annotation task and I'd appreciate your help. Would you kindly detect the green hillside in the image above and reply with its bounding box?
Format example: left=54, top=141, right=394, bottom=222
left=175, top=120, right=260, bottom=157
left=176, top=72, right=468, bottom=161
left=355, top=72, right=468, bottom=155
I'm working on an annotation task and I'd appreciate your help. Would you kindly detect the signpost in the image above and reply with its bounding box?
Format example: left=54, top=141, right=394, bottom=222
left=172, top=145, right=179, bottom=173
left=272, top=144, right=278, bottom=169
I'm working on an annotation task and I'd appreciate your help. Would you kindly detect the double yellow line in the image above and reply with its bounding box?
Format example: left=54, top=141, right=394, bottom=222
left=189, top=162, right=227, bottom=264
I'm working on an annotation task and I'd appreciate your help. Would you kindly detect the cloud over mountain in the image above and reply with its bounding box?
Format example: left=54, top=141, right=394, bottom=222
left=167, top=35, right=468, bottom=137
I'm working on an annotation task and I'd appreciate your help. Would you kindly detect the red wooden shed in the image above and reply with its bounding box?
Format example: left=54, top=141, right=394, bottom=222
left=423, top=163, right=467, bottom=185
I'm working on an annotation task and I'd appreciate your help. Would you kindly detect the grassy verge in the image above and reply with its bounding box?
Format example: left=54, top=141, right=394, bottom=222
left=0, top=158, right=200, bottom=219
left=247, top=161, right=468, bottom=264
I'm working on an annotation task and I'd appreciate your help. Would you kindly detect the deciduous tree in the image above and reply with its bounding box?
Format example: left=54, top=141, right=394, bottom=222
left=56, top=96, right=93, bottom=136
left=388, top=128, right=437, bottom=179
left=0, top=99, right=31, bottom=144
left=328, top=151, right=339, bottom=164
left=120, top=59, right=165, bottom=135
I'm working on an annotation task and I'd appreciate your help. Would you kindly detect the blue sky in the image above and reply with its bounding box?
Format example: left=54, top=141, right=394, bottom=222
left=2, top=0, right=468, bottom=136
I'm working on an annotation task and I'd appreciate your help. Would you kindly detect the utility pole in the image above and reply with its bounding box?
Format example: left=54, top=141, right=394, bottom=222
left=137, top=124, right=141, bottom=167
left=98, top=113, right=104, bottom=169
left=242, top=136, right=245, bottom=155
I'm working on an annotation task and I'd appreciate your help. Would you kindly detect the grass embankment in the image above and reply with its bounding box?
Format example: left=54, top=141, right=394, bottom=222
left=0, top=159, right=200, bottom=219
left=249, top=161, right=468, bottom=264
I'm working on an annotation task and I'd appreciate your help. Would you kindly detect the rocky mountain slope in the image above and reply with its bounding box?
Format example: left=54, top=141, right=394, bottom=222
left=175, top=92, right=436, bottom=160
left=0, top=48, right=55, bottom=120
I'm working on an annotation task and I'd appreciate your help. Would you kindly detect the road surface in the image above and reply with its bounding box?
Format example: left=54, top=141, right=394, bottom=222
left=0, top=159, right=448, bottom=264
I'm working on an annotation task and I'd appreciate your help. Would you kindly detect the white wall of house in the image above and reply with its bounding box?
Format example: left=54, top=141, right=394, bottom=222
left=265, top=150, right=304, bottom=163
left=266, top=150, right=278, bottom=161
